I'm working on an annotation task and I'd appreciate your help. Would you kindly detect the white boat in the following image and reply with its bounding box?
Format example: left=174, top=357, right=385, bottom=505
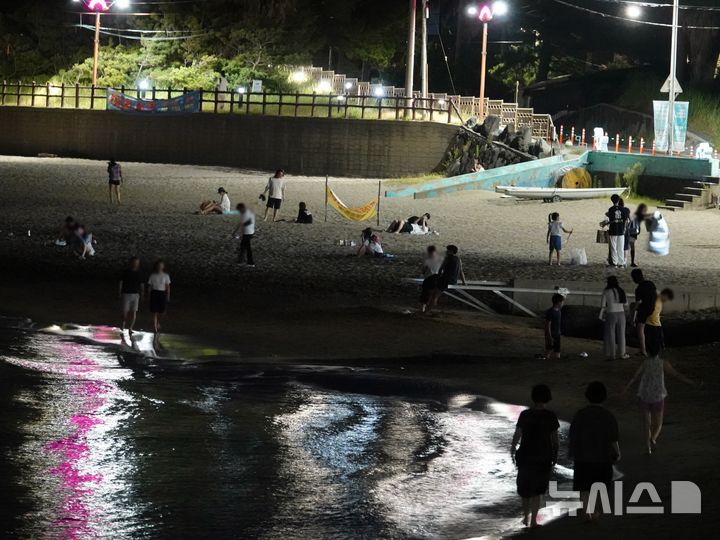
left=495, top=186, right=627, bottom=201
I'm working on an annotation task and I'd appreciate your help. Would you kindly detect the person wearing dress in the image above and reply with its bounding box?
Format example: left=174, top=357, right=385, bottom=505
left=599, top=276, right=629, bottom=361
left=146, top=260, right=171, bottom=334
left=510, top=384, right=560, bottom=528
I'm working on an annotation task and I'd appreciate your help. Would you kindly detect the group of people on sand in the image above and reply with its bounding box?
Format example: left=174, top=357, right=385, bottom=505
left=55, top=216, right=96, bottom=259
left=546, top=194, right=669, bottom=267
left=386, top=213, right=435, bottom=235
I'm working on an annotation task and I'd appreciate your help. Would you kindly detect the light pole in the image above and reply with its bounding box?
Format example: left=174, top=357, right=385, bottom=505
left=667, top=0, right=680, bottom=154
left=420, top=0, right=429, bottom=100
left=467, top=1, right=508, bottom=120
left=73, top=1, right=131, bottom=86
left=404, top=0, right=417, bottom=115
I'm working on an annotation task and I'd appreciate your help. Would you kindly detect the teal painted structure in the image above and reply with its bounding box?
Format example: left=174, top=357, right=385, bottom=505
left=587, top=152, right=713, bottom=179
left=385, top=150, right=716, bottom=200
left=386, top=153, right=590, bottom=199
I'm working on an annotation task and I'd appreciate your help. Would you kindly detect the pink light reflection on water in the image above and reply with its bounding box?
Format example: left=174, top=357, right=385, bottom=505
left=34, top=341, right=115, bottom=539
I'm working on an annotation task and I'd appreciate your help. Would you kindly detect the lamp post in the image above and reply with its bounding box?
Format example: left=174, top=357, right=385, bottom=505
left=467, top=1, right=508, bottom=120
left=404, top=0, right=417, bottom=116
left=73, top=1, right=130, bottom=86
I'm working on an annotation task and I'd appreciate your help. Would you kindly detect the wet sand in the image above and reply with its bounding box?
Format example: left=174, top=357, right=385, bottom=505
left=1, top=155, right=719, bottom=538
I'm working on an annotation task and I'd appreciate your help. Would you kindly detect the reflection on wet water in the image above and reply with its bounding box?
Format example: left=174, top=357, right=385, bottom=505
left=0, top=324, right=571, bottom=539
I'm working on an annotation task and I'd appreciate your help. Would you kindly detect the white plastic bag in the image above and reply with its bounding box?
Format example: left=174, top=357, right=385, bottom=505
left=569, top=247, right=587, bottom=266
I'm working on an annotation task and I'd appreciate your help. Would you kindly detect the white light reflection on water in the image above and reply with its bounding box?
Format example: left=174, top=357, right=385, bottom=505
left=3, top=333, right=143, bottom=539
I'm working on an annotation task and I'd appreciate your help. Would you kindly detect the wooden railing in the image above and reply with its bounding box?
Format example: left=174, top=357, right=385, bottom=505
left=0, top=81, right=555, bottom=141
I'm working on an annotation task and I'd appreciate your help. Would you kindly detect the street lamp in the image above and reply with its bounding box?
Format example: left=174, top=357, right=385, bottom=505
left=467, top=1, right=509, bottom=119
left=626, top=5, right=642, bottom=19
left=75, top=1, right=131, bottom=86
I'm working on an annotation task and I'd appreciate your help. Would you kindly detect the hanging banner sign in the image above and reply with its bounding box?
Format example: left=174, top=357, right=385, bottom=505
left=652, top=101, right=689, bottom=153
left=106, top=88, right=202, bottom=114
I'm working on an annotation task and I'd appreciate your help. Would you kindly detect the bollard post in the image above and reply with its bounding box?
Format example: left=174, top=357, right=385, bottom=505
left=615, top=134, right=620, bottom=153
left=640, top=138, right=645, bottom=154
left=628, top=136, right=633, bottom=154
left=689, top=145, right=694, bottom=158
left=570, top=127, right=575, bottom=146
left=581, top=128, right=586, bottom=147
left=559, top=125, right=564, bottom=145
left=652, top=140, right=656, bottom=156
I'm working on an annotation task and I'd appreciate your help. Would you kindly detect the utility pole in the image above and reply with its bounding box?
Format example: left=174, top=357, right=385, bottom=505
left=667, top=0, right=679, bottom=154
left=92, top=12, right=101, bottom=86
left=420, top=0, right=429, bottom=99
left=404, top=0, right=417, bottom=115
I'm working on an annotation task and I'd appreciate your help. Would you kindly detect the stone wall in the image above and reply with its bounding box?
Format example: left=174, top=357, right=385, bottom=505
left=0, top=107, right=457, bottom=178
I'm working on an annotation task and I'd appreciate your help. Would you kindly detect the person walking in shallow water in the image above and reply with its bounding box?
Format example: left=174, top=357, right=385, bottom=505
left=108, top=159, right=123, bottom=205
left=510, top=384, right=559, bottom=528
left=147, top=260, right=171, bottom=334
left=119, top=256, right=143, bottom=334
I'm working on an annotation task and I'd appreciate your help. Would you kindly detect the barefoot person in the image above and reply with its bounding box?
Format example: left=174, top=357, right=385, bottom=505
left=261, top=169, right=286, bottom=222
left=426, top=245, right=467, bottom=312
left=624, top=303, right=699, bottom=455
left=510, top=384, right=559, bottom=529
left=231, top=203, right=256, bottom=267
left=147, top=260, right=171, bottom=334
left=569, top=382, right=621, bottom=520
left=419, top=245, right=443, bottom=312
left=631, top=268, right=656, bottom=357
left=118, top=256, right=143, bottom=334
left=544, top=293, right=564, bottom=360
left=107, top=159, right=123, bottom=205
left=199, top=187, right=232, bottom=215
left=627, top=204, right=647, bottom=267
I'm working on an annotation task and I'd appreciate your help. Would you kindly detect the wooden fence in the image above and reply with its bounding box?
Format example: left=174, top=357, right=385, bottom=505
left=0, top=81, right=555, bottom=141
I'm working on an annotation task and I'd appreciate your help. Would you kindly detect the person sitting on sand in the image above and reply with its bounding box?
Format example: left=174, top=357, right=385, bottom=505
left=55, top=216, right=77, bottom=247
left=357, top=228, right=385, bottom=257
left=387, top=213, right=432, bottom=235
left=198, top=187, right=232, bottom=215
left=296, top=202, right=313, bottom=224
left=73, top=223, right=95, bottom=259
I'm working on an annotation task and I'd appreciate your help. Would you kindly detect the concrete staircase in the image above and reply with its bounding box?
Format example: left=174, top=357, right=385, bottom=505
left=659, top=176, right=720, bottom=211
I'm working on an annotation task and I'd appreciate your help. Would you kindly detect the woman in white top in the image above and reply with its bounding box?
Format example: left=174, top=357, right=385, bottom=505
left=599, top=276, right=629, bottom=360
left=199, top=187, right=232, bottom=215
left=147, top=260, right=171, bottom=334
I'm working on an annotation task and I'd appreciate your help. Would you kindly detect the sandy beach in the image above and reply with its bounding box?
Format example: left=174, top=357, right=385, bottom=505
left=1, top=155, right=719, bottom=538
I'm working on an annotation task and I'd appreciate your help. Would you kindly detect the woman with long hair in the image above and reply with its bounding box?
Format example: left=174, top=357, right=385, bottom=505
left=627, top=203, right=647, bottom=267
left=599, top=275, right=629, bottom=360
left=147, top=260, right=171, bottom=334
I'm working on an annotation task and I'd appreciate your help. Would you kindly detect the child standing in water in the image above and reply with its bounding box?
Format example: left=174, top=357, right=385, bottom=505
left=546, top=212, right=573, bottom=266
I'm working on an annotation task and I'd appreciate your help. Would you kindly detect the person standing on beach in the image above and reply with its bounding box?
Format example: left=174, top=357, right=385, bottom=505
left=419, top=245, right=443, bottom=312
left=231, top=203, right=256, bottom=267
left=510, top=384, right=559, bottom=529
left=627, top=204, right=647, bottom=268
left=544, top=293, right=564, bottom=360
left=546, top=212, right=573, bottom=266
left=261, top=169, right=286, bottom=222
left=119, top=256, right=143, bottom=334
left=602, top=194, right=627, bottom=267
left=569, top=382, right=621, bottom=520
left=426, top=245, right=466, bottom=312
left=147, top=260, right=171, bottom=334
left=631, top=269, right=656, bottom=357
left=599, top=276, right=629, bottom=361
left=108, top=159, right=123, bottom=205
left=624, top=310, right=699, bottom=454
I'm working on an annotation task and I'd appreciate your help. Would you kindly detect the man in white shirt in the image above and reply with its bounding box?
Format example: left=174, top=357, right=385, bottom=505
left=231, top=203, right=256, bottom=267
left=261, top=169, right=286, bottom=222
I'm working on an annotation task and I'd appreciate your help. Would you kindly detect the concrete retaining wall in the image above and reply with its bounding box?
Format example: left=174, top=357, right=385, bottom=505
left=0, top=107, right=457, bottom=178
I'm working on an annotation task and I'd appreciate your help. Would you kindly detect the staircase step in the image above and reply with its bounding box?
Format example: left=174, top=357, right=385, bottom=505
left=693, top=182, right=717, bottom=188
left=658, top=205, right=679, bottom=212
left=685, top=187, right=705, bottom=193
left=665, top=199, right=686, bottom=208
left=701, top=176, right=720, bottom=184
left=675, top=193, right=699, bottom=202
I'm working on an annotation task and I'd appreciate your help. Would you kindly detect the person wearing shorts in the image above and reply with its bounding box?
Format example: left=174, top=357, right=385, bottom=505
left=118, top=256, right=143, bottom=334
left=262, top=169, right=286, bottom=222
left=107, top=159, right=122, bottom=205
left=147, top=260, right=171, bottom=335
left=546, top=212, right=572, bottom=266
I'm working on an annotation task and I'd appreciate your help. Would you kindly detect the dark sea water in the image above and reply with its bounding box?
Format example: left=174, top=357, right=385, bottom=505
left=0, top=321, right=573, bottom=539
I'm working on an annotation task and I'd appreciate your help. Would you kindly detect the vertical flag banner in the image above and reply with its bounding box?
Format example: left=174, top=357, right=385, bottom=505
left=653, top=100, right=690, bottom=153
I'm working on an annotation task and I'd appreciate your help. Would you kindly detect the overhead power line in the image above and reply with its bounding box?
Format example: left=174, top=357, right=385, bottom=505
left=551, top=0, right=720, bottom=29
left=75, top=24, right=207, bottom=40
left=591, top=0, right=720, bottom=11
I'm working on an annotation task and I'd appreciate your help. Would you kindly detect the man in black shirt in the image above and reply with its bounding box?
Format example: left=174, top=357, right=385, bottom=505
left=570, top=382, right=620, bottom=520
left=119, top=256, right=143, bottom=334
left=631, top=268, right=657, bottom=356
left=604, top=194, right=627, bottom=267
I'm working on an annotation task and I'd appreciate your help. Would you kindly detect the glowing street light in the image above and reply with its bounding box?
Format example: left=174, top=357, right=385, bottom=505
left=466, top=2, right=509, bottom=119
left=626, top=4, right=642, bottom=19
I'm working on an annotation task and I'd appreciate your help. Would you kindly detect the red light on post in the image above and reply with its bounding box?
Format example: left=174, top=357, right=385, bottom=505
left=478, top=5, right=494, bottom=22
left=88, top=0, right=110, bottom=11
